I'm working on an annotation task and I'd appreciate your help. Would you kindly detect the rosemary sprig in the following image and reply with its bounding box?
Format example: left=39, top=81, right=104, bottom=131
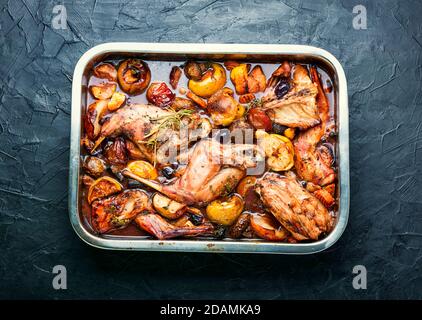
left=141, top=108, right=195, bottom=166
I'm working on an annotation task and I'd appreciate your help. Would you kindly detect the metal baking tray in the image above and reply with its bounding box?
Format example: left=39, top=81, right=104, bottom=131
left=69, top=43, right=349, bottom=254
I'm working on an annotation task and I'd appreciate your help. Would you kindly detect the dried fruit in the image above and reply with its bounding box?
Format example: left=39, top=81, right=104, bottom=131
left=146, top=82, right=175, bottom=108
left=267, top=61, right=291, bottom=88
left=228, top=213, right=250, bottom=239
left=274, top=78, right=290, bottom=99
left=171, top=97, right=196, bottom=110
left=169, top=66, right=182, bottom=89
left=271, top=122, right=289, bottom=135
left=93, top=63, right=117, bottom=82
left=83, top=156, right=107, bottom=177
left=247, top=108, right=272, bottom=131
left=184, top=61, right=203, bottom=81
left=104, top=138, right=128, bottom=166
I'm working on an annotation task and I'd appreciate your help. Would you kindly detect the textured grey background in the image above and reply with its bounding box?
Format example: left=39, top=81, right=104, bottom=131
left=0, top=0, right=421, bottom=299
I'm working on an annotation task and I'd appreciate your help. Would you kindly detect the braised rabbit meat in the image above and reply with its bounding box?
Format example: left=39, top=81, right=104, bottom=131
left=81, top=58, right=337, bottom=242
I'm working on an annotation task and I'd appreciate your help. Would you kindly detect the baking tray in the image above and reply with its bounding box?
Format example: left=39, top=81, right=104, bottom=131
left=69, top=43, right=349, bottom=254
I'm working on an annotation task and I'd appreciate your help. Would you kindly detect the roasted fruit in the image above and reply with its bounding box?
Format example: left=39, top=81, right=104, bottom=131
left=170, top=97, right=197, bottom=111
left=267, top=61, right=291, bottom=88
left=87, top=176, right=123, bottom=204
left=284, top=127, right=295, bottom=140
left=224, top=60, right=240, bottom=70
left=236, top=176, right=257, bottom=197
left=247, top=65, right=266, bottom=93
left=152, top=193, right=187, bottom=220
left=84, top=100, right=108, bottom=139
left=93, top=63, right=117, bottom=82
left=256, top=130, right=294, bottom=171
left=90, top=83, right=116, bottom=100
left=250, top=213, right=289, bottom=241
left=107, top=92, right=126, bottom=111
left=117, top=59, right=151, bottom=95
left=146, top=82, right=175, bottom=108
left=248, top=108, right=272, bottom=131
left=169, top=66, right=182, bottom=89
left=126, top=160, right=158, bottom=180
left=206, top=194, right=244, bottom=226
left=83, top=156, right=107, bottom=177
left=104, top=138, right=128, bottom=166
left=230, top=64, right=266, bottom=94
left=188, top=63, right=226, bottom=98
left=207, top=88, right=240, bottom=126
left=230, top=64, right=249, bottom=95
left=227, top=213, right=250, bottom=238
left=184, top=61, right=203, bottom=81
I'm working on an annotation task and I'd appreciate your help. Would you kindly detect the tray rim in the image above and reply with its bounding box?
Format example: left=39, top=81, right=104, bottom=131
left=69, top=42, right=349, bottom=254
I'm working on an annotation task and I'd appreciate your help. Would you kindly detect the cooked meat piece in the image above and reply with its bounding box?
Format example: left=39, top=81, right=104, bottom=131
left=293, top=67, right=335, bottom=186
left=92, top=104, right=210, bottom=165
left=135, top=212, right=214, bottom=240
left=255, top=173, right=333, bottom=240
left=97, top=104, right=171, bottom=145
left=123, top=139, right=264, bottom=206
left=262, top=65, right=320, bottom=130
left=293, top=129, right=335, bottom=186
left=91, top=189, right=149, bottom=233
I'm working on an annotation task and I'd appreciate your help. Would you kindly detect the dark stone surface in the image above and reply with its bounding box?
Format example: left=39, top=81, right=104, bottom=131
left=0, top=0, right=421, bottom=299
